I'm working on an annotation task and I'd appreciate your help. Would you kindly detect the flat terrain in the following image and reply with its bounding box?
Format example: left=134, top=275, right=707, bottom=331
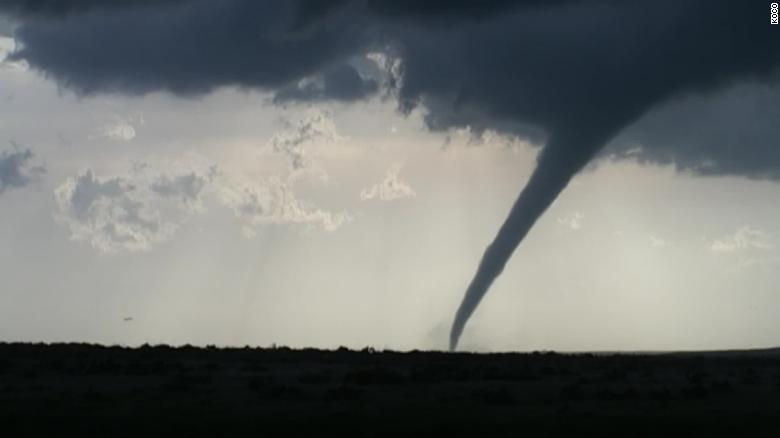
left=2, top=343, right=780, bottom=436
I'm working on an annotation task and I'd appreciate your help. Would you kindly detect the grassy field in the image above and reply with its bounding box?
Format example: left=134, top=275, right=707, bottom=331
left=2, top=343, right=780, bottom=436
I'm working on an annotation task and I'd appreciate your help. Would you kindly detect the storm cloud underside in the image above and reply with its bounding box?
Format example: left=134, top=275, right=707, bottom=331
left=5, top=0, right=779, bottom=349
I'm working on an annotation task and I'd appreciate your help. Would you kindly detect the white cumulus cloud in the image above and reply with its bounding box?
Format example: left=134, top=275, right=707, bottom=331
left=710, top=226, right=773, bottom=252
left=216, top=175, right=351, bottom=238
left=360, top=164, right=416, bottom=201
left=54, top=159, right=213, bottom=253
left=91, top=114, right=144, bottom=142
left=0, top=36, right=28, bottom=71
left=649, top=234, right=671, bottom=248
left=55, top=170, right=174, bottom=253
left=267, top=108, right=342, bottom=173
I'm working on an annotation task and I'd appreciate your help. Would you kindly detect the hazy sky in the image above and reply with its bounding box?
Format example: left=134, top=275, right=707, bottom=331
left=1, top=1, right=779, bottom=352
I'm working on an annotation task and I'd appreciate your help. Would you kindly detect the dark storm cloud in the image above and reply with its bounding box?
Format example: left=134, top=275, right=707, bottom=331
left=5, top=0, right=780, bottom=348
left=0, top=146, right=44, bottom=194
left=607, top=82, right=780, bottom=180
left=10, top=0, right=774, bottom=172
left=0, top=14, right=15, bottom=35
left=0, top=0, right=189, bottom=18
left=9, top=0, right=371, bottom=96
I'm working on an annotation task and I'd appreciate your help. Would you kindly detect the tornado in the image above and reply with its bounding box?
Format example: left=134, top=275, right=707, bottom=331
left=450, top=126, right=619, bottom=351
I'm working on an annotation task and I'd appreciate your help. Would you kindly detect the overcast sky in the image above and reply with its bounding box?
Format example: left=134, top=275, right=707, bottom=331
left=1, top=1, right=779, bottom=352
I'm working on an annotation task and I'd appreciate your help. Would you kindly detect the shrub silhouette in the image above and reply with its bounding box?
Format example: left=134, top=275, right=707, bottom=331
left=344, top=367, right=403, bottom=385
left=470, top=387, right=516, bottom=406
left=324, top=384, right=362, bottom=401
left=298, top=371, right=332, bottom=384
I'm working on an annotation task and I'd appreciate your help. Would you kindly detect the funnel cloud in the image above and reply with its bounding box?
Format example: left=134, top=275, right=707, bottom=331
left=450, top=126, right=625, bottom=349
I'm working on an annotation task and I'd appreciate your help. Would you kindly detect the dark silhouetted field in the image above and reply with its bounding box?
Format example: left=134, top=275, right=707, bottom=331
left=2, top=343, right=780, bottom=436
